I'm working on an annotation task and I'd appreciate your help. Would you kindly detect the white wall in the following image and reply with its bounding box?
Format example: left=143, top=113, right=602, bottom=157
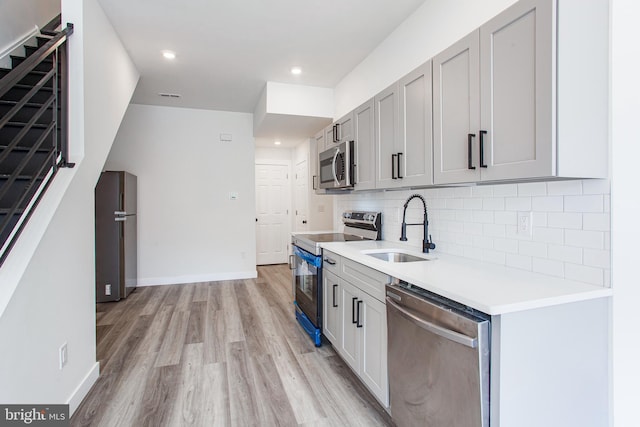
left=0, top=0, right=138, bottom=413
left=0, top=0, right=60, bottom=64
left=294, top=140, right=334, bottom=231
left=105, top=104, right=256, bottom=285
left=334, top=0, right=517, bottom=117
left=611, top=0, right=640, bottom=425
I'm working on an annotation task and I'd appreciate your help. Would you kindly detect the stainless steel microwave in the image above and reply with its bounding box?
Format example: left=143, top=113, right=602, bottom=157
left=318, top=141, right=355, bottom=189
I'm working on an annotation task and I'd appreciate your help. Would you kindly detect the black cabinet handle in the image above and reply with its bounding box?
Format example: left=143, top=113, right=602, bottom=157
left=468, top=133, right=476, bottom=170
left=324, top=257, right=336, bottom=265
left=480, top=130, right=488, bottom=168
left=397, top=152, right=403, bottom=179
left=288, top=254, right=294, bottom=270
left=356, top=300, right=363, bottom=328
left=352, top=297, right=358, bottom=324
left=392, top=154, right=397, bottom=179
left=335, top=123, right=341, bottom=142
left=312, top=175, right=318, bottom=190
left=332, top=284, right=338, bottom=308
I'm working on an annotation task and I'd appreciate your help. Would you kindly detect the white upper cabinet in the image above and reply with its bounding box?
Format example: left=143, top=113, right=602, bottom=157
left=479, top=0, right=553, bottom=181
left=434, top=0, right=608, bottom=184
left=433, top=33, right=481, bottom=185
left=353, top=98, right=376, bottom=191
left=375, top=61, right=433, bottom=189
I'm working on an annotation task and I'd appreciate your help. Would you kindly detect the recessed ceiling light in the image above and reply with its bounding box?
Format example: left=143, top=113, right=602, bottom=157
left=290, top=67, right=302, bottom=75
left=162, top=50, right=176, bottom=60
left=274, top=141, right=282, bottom=145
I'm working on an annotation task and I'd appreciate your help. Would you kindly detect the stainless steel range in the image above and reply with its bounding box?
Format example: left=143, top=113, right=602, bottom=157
left=290, top=211, right=382, bottom=346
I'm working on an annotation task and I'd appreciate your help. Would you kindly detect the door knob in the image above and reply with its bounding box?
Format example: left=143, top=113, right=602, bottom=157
left=302, top=220, right=307, bottom=224
left=255, top=218, right=258, bottom=222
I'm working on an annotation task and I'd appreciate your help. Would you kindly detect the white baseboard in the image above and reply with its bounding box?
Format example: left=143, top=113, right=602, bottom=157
left=68, top=362, right=100, bottom=416
left=137, top=270, right=258, bottom=287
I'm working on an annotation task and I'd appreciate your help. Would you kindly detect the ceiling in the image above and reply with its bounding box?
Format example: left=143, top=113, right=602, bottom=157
left=97, top=0, right=426, bottom=146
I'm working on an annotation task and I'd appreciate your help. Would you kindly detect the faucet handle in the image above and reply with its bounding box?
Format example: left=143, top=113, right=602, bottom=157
left=427, top=235, right=436, bottom=251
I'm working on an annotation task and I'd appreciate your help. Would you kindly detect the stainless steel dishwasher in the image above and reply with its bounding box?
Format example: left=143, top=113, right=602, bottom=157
left=386, top=282, right=490, bottom=427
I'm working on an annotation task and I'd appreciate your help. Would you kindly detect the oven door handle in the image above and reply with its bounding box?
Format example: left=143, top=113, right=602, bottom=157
left=288, top=254, right=295, bottom=270
left=332, top=148, right=340, bottom=186
left=386, top=297, right=477, bottom=348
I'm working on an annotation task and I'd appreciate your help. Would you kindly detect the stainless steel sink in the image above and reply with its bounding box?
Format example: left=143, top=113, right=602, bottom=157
left=366, top=251, right=431, bottom=263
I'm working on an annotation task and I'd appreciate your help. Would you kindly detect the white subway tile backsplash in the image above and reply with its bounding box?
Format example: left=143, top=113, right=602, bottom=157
left=532, top=227, right=564, bottom=244
left=547, top=180, right=582, bottom=195
left=472, top=186, right=494, bottom=197
left=494, top=211, right=517, bottom=225
left=533, top=258, right=565, bottom=277
left=518, top=182, right=547, bottom=196
left=473, top=235, right=494, bottom=249
left=548, top=244, right=583, bottom=264
left=564, top=195, right=604, bottom=213
left=493, top=184, right=518, bottom=197
left=604, top=269, right=611, bottom=287
left=483, top=197, right=505, bottom=211
left=506, top=253, right=533, bottom=270
left=446, top=198, right=464, bottom=209
left=505, top=197, right=532, bottom=211
left=583, top=249, right=610, bottom=269
left=582, top=179, right=610, bottom=195
left=482, top=249, right=506, bottom=265
left=464, top=198, right=483, bottom=210
left=483, top=223, right=506, bottom=238
left=337, top=179, right=610, bottom=286
left=494, top=238, right=519, bottom=254
left=583, top=213, right=610, bottom=231
left=472, top=210, right=495, bottom=224
left=531, top=212, right=548, bottom=227
left=565, top=229, right=605, bottom=249
left=565, top=264, right=603, bottom=286
left=532, top=196, right=564, bottom=212
left=464, top=222, right=484, bottom=235
left=547, top=213, right=582, bottom=229
left=519, top=241, right=548, bottom=258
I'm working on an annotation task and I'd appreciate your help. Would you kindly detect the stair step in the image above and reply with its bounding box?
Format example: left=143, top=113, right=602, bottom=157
left=0, top=211, right=23, bottom=247
left=0, top=68, right=56, bottom=87
left=10, top=54, right=55, bottom=72
left=0, top=102, right=55, bottom=125
left=0, top=127, right=56, bottom=149
left=36, top=36, right=53, bottom=48
left=0, top=176, right=44, bottom=209
left=1, top=84, right=57, bottom=104
left=0, top=148, right=55, bottom=176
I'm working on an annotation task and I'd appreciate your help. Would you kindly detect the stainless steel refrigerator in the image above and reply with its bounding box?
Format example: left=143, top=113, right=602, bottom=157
left=95, top=171, right=137, bottom=302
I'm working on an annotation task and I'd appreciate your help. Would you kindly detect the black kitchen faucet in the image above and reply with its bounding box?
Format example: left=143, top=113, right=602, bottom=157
left=400, top=194, right=436, bottom=253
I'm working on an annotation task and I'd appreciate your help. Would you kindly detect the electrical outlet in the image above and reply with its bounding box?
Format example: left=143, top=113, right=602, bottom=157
left=59, top=343, right=68, bottom=370
left=517, top=211, right=532, bottom=236
left=105, top=284, right=111, bottom=296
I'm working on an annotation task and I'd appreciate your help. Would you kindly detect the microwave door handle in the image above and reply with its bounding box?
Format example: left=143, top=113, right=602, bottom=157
left=332, top=148, right=340, bottom=186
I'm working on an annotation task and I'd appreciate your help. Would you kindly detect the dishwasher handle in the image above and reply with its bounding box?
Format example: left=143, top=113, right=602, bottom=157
left=386, top=296, right=477, bottom=348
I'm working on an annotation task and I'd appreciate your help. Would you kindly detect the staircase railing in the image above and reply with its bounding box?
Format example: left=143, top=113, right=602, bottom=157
left=0, top=15, right=74, bottom=266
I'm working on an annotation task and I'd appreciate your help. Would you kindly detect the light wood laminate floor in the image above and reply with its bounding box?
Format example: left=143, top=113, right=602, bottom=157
left=72, top=264, right=392, bottom=427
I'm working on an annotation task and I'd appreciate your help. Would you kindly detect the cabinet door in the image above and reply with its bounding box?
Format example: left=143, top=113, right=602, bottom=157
left=396, top=60, right=433, bottom=188
left=375, top=82, right=400, bottom=188
left=315, top=127, right=327, bottom=154
left=322, top=271, right=341, bottom=345
left=433, top=31, right=481, bottom=184
left=339, top=280, right=360, bottom=373
left=325, top=124, right=337, bottom=148
left=337, top=112, right=354, bottom=143
left=353, top=98, right=375, bottom=191
left=479, top=0, right=553, bottom=181
left=359, top=291, right=389, bottom=407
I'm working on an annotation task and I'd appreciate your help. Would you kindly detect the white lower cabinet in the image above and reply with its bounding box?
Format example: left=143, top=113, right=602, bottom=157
left=322, top=253, right=389, bottom=408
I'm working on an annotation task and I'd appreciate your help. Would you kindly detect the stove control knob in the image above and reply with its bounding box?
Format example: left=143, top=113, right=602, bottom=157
left=343, top=212, right=352, bottom=219
left=364, top=213, right=374, bottom=221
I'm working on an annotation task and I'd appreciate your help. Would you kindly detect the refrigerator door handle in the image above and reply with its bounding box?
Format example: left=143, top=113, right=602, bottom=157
left=114, top=211, right=127, bottom=216
left=114, top=217, right=127, bottom=222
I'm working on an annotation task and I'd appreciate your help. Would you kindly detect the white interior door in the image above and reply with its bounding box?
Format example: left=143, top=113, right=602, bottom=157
left=255, top=163, right=290, bottom=265
left=294, top=159, right=309, bottom=232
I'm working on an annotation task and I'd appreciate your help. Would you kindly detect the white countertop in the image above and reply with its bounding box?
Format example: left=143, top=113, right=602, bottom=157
left=320, top=240, right=612, bottom=315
